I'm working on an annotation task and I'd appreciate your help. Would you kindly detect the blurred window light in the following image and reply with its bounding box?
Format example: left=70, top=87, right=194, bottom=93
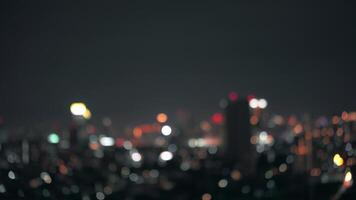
left=40, top=172, right=52, bottom=184
left=159, top=151, right=173, bottom=161
left=8, top=171, right=15, bottom=180
left=99, top=137, right=115, bottom=147
left=218, top=179, right=228, bottom=188
left=96, top=192, right=105, bottom=200
left=279, top=163, right=288, bottom=173
left=0, top=184, right=6, bottom=193
left=188, top=139, right=196, bottom=148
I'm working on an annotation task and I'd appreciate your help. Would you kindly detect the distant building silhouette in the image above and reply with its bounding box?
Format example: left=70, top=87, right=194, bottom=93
left=69, top=124, right=79, bottom=147
left=224, top=97, right=255, bottom=174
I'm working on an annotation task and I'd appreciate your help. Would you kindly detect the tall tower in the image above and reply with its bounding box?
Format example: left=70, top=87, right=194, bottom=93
left=224, top=97, right=255, bottom=174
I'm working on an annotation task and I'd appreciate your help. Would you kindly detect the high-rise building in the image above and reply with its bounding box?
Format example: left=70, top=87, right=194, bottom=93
left=224, top=97, right=255, bottom=174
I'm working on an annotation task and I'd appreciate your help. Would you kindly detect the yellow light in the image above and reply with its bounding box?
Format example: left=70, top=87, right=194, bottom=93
left=156, top=113, right=168, bottom=123
left=70, top=102, right=87, bottom=116
left=333, top=154, right=344, bottom=167
left=83, top=109, right=92, bottom=119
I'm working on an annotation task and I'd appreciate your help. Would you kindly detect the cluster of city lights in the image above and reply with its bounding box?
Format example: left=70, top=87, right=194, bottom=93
left=4, top=96, right=353, bottom=200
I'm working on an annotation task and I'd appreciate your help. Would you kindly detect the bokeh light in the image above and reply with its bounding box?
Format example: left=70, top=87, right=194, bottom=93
left=99, top=137, right=115, bottom=147
left=228, top=92, right=238, bottom=101
left=131, top=152, right=142, bottom=162
left=333, top=154, right=344, bottom=167
left=70, top=102, right=87, bottom=116
left=249, top=98, right=259, bottom=109
left=159, top=151, right=173, bottom=161
left=161, top=125, right=172, bottom=136
left=47, top=133, right=60, bottom=144
left=83, top=109, right=92, bottom=119
left=258, top=99, right=268, bottom=109
left=211, top=113, right=223, bottom=125
left=156, top=113, right=168, bottom=123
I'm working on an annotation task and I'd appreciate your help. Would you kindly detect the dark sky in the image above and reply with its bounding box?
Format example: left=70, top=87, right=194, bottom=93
left=1, top=0, right=355, bottom=127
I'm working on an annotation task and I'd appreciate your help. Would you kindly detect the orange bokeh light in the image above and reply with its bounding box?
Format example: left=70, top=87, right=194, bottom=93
left=156, top=113, right=168, bottom=123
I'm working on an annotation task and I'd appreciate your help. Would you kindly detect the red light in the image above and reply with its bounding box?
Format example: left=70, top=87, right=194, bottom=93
left=228, top=92, right=238, bottom=101
left=211, top=113, right=224, bottom=125
left=247, top=94, right=255, bottom=102
left=116, top=138, right=125, bottom=147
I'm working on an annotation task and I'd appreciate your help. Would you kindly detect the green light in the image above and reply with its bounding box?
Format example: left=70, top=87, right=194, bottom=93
left=48, top=133, right=60, bottom=144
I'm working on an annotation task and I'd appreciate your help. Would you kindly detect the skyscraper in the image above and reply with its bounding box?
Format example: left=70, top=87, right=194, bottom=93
left=224, top=97, right=255, bottom=174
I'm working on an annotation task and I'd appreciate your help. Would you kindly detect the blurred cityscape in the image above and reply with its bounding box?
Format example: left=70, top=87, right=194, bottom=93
left=0, top=93, right=355, bottom=200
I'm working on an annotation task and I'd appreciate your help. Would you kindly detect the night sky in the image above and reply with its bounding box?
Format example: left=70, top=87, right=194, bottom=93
left=1, top=0, right=355, bottom=127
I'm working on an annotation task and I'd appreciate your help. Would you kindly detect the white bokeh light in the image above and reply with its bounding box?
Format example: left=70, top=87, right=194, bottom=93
left=259, top=131, right=268, bottom=141
left=249, top=98, right=259, bottom=109
left=131, top=152, right=142, bottom=162
left=99, top=137, right=115, bottom=146
left=159, top=151, right=173, bottom=161
left=161, top=125, right=172, bottom=136
left=258, top=99, right=268, bottom=109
